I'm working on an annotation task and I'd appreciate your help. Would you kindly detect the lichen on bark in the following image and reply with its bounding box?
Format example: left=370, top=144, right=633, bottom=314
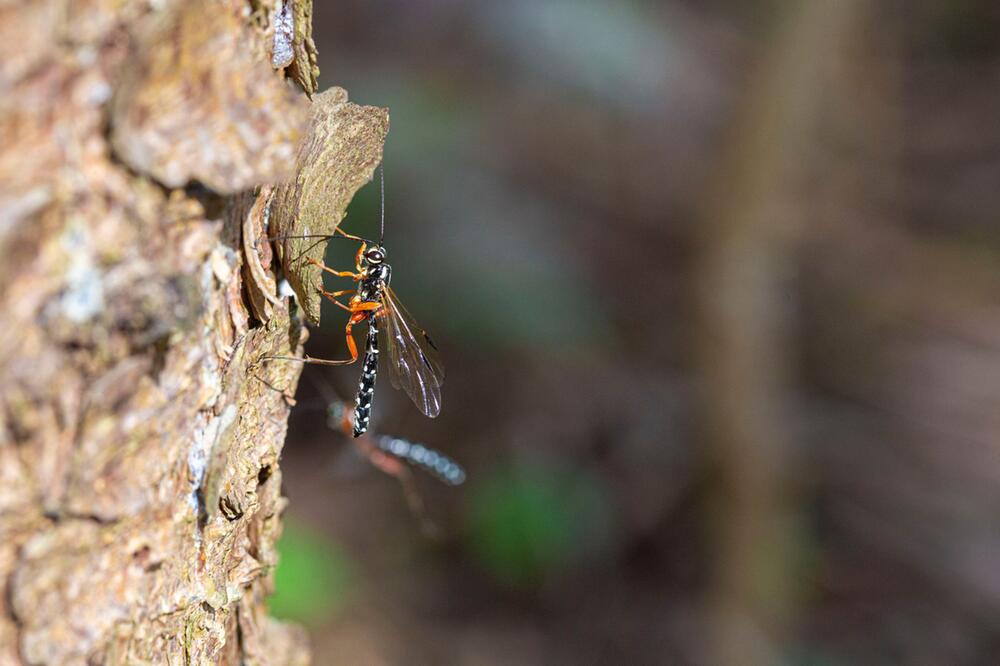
left=0, top=0, right=378, bottom=663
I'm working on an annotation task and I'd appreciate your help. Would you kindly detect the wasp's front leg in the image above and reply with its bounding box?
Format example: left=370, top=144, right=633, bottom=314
left=305, top=256, right=360, bottom=280
left=352, top=241, right=369, bottom=273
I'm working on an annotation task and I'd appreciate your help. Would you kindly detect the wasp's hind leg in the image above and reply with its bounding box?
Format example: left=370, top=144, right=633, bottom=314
left=262, top=304, right=380, bottom=367
left=265, top=316, right=361, bottom=367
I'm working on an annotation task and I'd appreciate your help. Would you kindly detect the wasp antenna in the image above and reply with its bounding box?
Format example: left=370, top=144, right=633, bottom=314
left=264, top=233, right=371, bottom=244
left=378, top=162, right=385, bottom=247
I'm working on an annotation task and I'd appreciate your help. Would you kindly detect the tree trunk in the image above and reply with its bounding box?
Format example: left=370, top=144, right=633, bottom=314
left=0, top=1, right=382, bottom=663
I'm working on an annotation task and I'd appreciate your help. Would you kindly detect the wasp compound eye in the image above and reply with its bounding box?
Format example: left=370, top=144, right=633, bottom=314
left=366, top=248, right=384, bottom=264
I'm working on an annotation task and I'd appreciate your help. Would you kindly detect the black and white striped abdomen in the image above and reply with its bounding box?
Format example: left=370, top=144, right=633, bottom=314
left=352, top=315, right=379, bottom=437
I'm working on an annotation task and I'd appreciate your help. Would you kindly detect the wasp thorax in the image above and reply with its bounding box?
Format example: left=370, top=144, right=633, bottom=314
left=365, top=247, right=386, bottom=265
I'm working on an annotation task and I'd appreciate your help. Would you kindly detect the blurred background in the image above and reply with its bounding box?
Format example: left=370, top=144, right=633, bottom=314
left=273, top=1, right=1000, bottom=664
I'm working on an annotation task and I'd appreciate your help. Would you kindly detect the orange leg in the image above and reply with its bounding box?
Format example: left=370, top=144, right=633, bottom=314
left=351, top=301, right=383, bottom=315
left=320, top=288, right=354, bottom=312
left=304, top=312, right=365, bottom=366
left=305, top=256, right=359, bottom=280
left=334, top=227, right=369, bottom=243
left=266, top=319, right=359, bottom=366
left=340, top=313, right=363, bottom=363
left=354, top=244, right=366, bottom=272
left=330, top=301, right=381, bottom=361
left=304, top=229, right=372, bottom=273
left=263, top=302, right=381, bottom=366
left=326, top=230, right=367, bottom=272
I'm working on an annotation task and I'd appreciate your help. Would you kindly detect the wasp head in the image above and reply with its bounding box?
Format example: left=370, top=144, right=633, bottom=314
left=364, top=245, right=386, bottom=266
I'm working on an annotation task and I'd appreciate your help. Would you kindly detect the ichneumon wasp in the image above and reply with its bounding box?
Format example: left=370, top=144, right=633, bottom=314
left=267, top=164, right=444, bottom=438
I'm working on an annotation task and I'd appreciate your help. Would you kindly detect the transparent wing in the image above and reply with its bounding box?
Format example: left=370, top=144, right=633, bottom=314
left=378, top=287, right=444, bottom=418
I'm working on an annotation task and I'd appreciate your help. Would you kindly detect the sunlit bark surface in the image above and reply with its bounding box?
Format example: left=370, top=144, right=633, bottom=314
left=0, top=1, right=379, bottom=662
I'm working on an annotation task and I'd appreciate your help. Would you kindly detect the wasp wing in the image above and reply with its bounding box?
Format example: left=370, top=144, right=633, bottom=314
left=378, top=286, right=444, bottom=418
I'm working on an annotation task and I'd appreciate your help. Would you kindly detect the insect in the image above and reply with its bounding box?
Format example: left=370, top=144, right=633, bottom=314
left=267, top=165, right=444, bottom=437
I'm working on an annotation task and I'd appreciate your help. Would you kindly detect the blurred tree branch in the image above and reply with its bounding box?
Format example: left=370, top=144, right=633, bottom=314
left=695, top=2, right=867, bottom=664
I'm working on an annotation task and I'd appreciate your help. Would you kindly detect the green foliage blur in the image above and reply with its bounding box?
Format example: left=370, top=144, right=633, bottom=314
left=269, top=521, right=352, bottom=624
left=466, top=461, right=614, bottom=587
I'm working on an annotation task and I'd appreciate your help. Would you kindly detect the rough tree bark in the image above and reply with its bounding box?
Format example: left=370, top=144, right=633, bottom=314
left=0, top=1, right=385, bottom=663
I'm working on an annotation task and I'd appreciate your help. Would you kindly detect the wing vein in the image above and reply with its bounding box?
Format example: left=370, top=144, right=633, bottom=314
left=378, top=287, right=444, bottom=418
